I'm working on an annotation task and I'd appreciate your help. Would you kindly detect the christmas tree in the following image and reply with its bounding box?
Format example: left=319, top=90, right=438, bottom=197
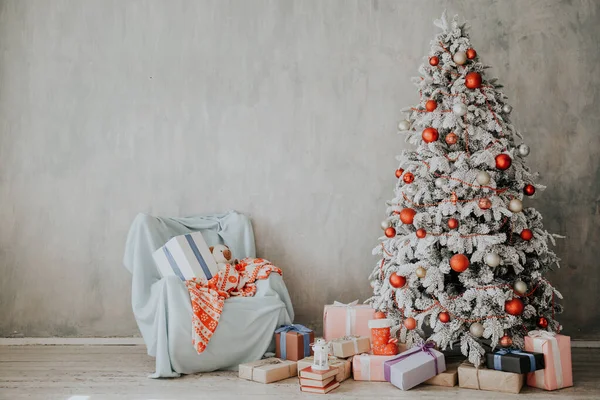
left=368, top=12, right=563, bottom=365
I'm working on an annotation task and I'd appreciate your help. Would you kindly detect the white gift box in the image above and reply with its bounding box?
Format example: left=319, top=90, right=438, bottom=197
left=152, top=232, right=219, bottom=281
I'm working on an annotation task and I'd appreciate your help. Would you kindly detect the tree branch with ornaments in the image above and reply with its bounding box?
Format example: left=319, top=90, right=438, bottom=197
left=368, top=11, right=563, bottom=366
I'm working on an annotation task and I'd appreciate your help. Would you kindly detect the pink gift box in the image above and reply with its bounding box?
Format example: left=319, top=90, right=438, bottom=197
left=352, top=353, right=398, bottom=381
left=524, top=331, right=573, bottom=391
left=323, top=300, right=375, bottom=341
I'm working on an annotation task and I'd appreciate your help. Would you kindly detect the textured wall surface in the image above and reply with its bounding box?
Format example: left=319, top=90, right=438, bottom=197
left=0, top=0, right=598, bottom=338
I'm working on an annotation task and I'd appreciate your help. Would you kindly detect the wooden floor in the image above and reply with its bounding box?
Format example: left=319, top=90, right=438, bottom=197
left=1, top=346, right=599, bottom=400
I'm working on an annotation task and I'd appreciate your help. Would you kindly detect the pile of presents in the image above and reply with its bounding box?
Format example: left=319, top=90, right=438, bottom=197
left=240, top=301, right=573, bottom=394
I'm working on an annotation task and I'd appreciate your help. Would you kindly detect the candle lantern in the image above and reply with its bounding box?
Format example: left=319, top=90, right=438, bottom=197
left=311, top=338, right=331, bottom=370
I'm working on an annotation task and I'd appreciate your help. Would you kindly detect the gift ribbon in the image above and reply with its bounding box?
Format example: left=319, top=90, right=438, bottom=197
left=275, top=324, right=312, bottom=360
left=184, top=234, right=214, bottom=280
left=493, top=349, right=537, bottom=372
left=384, top=342, right=439, bottom=382
left=162, top=246, right=185, bottom=281
left=528, top=330, right=563, bottom=388
left=333, top=300, right=359, bottom=336
left=359, top=354, right=371, bottom=380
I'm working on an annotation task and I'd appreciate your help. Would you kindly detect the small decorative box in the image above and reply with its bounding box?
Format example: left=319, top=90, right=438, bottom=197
left=330, top=336, right=370, bottom=358
left=239, top=358, right=297, bottom=384
left=274, top=324, right=314, bottom=362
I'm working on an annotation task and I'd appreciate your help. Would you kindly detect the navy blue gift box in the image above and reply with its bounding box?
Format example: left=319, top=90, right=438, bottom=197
left=485, top=349, right=545, bottom=373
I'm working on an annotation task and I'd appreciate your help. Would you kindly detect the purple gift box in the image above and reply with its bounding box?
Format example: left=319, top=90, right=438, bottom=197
left=384, top=342, right=446, bottom=390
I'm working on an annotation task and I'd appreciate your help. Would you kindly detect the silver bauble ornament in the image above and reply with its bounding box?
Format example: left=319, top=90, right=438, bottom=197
left=485, top=252, right=501, bottom=268
left=514, top=280, right=527, bottom=295
left=435, top=178, right=445, bottom=188
left=469, top=322, right=484, bottom=338
left=453, top=103, right=468, bottom=116
left=518, top=144, right=530, bottom=157
left=508, top=199, right=523, bottom=213
left=476, top=171, right=491, bottom=186
left=405, top=185, right=416, bottom=194
left=398, top=120, right=411, bottom=131
left=381, top=220, right=392, bottom=230
left=502, top=104, right=513, bottom=114
left=453, top=51, right=467, bottom=65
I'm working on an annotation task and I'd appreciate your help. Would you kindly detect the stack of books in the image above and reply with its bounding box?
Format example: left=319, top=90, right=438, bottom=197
left=299, top=366, right=340, bottom=394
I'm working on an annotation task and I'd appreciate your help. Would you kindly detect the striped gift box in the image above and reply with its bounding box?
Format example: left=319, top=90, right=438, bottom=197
left=152, top=232, right=219, bottom=281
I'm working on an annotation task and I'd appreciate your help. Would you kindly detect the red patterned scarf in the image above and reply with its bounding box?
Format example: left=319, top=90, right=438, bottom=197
left=185, top=258, right=282, bottom=354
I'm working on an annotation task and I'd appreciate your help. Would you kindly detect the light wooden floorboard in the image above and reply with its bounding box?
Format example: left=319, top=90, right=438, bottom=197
left=0, top=346, right=598, bottom=400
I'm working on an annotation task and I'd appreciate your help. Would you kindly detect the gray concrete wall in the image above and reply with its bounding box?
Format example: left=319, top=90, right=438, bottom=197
left=0, top=0, right=598, bottom=339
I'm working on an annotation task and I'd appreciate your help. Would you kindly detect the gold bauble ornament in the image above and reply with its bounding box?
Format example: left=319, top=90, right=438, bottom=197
left=415, top=266, right=427, bottom=278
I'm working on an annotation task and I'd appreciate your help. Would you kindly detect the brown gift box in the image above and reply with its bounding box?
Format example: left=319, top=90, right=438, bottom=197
left=458, top=361, right=524, bottom=394
left=424, top=361, right=460, bottom=387
left=297, top=356, right=352, bottom=382
left=239, top=358, right=297, bottom=384
left=275, top=330, right=314, bottom=361
left=330, top=336, right=371, bottom=358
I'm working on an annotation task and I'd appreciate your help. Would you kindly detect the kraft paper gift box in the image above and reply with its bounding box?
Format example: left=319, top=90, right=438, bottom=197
left=239, top=358, right=297, bottom=384
left=152, top=231, right=218, bottom=281
left=323, top=300, right=375, bottom=340
left=352, top=353, right=398, bottom=381
left=485, top=349, right=545, bottom=373
left=274, top=324, right=314, bottom=362
left=330, top=336, right=371, bottom=358
left=424, top=361, right=460, bottom=387
left=297, top=356, right=352, bottom=382
left=384, top=343, right=446, bottom=390
left=524, top=331, right=573, bottom=391
left=458, top=361, right=524, bottom=394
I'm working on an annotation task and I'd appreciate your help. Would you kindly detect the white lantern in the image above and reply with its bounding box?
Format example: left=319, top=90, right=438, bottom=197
left=311, top=338, right=330, bottom=370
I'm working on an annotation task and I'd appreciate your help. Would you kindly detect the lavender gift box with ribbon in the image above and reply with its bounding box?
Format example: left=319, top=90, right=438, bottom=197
left=485, top=349, right=544, bottom=374
left=274, top=324, right=314, bottom=362
left=384, top=342, right=446, bottom=390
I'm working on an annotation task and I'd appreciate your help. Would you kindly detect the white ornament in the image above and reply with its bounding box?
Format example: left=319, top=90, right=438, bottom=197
left=398, top=120, right=411, bottom=131
left=476, top=171, right=491, bottom=186
left=485, top=252, right=501, bottom=268
left=518, top=144, right=530, bottom=157
left=435, top=178, right=445, bottom=188
left=469, top=322, right=484, bottom=338
left=502, top=104, right=513, bottom=114
left=381, top=220, right=392, bottom=230
left=453, top=51, right=467, bottom=65
left=514, top=280, right=527, bottom=295
left=508, top=199, right=523, bottom=213
left=453, top=103, right=467, bottom=116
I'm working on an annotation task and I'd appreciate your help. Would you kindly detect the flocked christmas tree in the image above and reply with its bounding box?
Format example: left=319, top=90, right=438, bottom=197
left=367, top=12, right=564, bottom=365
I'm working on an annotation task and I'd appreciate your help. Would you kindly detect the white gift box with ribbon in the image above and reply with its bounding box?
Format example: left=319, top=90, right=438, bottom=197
left=152, top=232, right=219, bottom=281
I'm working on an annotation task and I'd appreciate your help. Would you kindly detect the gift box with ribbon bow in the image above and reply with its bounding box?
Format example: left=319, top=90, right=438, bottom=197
left=384, top=342, right=446, bottom=390
left=239, top=357, right=297, bottom=384
left=524, top=330, right=573, bottom=391
left=458, top=361, right=524, bottom=394
left=323, top=300, right=375, bottom=341
left=485, top=348, right=544, bottom=373
left=274, top=324, right=314, bottom=362
left=330, top=335, right=370, bottom=358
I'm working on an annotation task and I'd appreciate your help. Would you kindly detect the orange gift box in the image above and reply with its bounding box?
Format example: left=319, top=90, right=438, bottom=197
left=524, top=331, right=573, bottom=391
left=323, top=300, right=375, bottom=341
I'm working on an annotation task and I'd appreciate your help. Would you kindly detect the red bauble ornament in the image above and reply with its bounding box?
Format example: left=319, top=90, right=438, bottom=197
left=520, top=229, right=533, bottom=241
left=447, top=218, right=459, bottom=229
left=384, top=227, right=396, bottom=238
left=445, top=132, right=458, bottom=145
left=537, top=316, right=549, bottom=329
left=416, top=228, right=427, bottom=238
left=425, top=100, right=437, bottom=112
left=399, top=208, right=417, bottom=225
left=466, top=48, right=477, bottom=59
left=389, top=272, right=406, bottom=288
left=403, top=317, right=417, bottom=330
left=403, top=172, right=415, bottom=184
left=429, top=56, right=439, bottom=66
left=478, top=198, right=492, bottom=210
left=505, top=298, right=524, bottom=316
left=395, top=168, right=404, bottom=179
left=465, top=72, right=482, bottom=89
left=500, top=334, right=513, bottom=347
left=524, top=184, right=536, bottom=196
left=374, top=311, right=387, bottom=319
left=495, top=153, right=512, bottom=170
left=438, top=312, right=450, bottom=323
left=450, top=254, right=470, bottom=273
left=422, top=127, right=439, bottom=143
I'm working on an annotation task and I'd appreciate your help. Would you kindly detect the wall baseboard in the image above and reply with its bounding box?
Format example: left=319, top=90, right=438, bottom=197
left=1, top=337, right=599, bottom=347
